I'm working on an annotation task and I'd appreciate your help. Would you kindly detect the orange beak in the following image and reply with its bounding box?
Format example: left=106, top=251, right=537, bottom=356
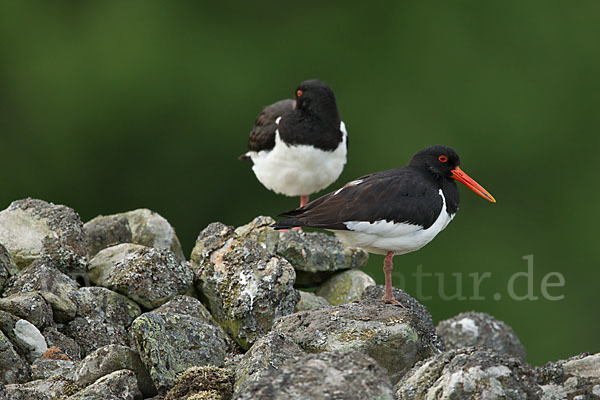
left=451, top=166, right=496, bottom=203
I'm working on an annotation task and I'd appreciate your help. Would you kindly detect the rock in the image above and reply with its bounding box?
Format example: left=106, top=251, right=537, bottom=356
left=273, top=285, right=444, bottom=384
left=0, top=198, right=87, bottom=277
left=437, top=311, right=527, bottom=361
left=315, top=269, right=375, bottom=305
left=0, top=243, right=16, bottom=292
left=234, top=331, right=304, bottom=392
left=0, top=329, right=30, bottom=384
left=31, top=359, right=77, bottom=380
left=191, top=222, right=299, bottom=350
left=4, top=261, right=79, bottom=322
left=88, top=243, right=193, bottom=309
left=64, top=287, right=141, bottom=356
left=235, top=216, right=369, bottom=287
left=164, top=366, right=234, bottom=400
left=68, top=369, right=142, bottom=400
left=395, top=347, right=541, bottom=399
left=0, top=292, right=54, bottom=330
left=84, top=208, right=184, bottom=259
left=42, top=327, right=81, bottom=361
left=75, top=344, right=155, bottom=398
left=153, top=295, right=235, bottom=350
left=535, top=352, right=600, bottom=399
left=294, top=290, right=329, bottom=312
left=12, top=319, right=48, bottom=362
left=233, top=350, right=395, bottom=400
left=131, top=312, right=228, bottom=393
left=5, top=377, right=81, bottom=400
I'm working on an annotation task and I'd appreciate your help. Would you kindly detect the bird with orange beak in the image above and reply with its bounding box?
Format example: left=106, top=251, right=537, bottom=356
left=274, top=145, right=495, bottom=305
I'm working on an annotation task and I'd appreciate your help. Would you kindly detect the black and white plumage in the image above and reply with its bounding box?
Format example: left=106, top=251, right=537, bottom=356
left=274, top=145, right=496, bottom=305
left=240, top=79, right=347, bottom=207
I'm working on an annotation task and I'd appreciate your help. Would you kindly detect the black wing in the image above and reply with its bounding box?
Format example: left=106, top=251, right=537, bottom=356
left=275, top=167, right=443, bottom=230
left=247, top=99, right=295, bottom=152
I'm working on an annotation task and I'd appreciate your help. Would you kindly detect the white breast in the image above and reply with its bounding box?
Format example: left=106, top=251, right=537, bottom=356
left=332, top=189, right=455, bottom=255
left=248, top=121, right=347, bottom=197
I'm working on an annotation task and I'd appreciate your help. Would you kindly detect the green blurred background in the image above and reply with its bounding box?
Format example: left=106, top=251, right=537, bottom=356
left=1, top=2, right=599, bottom=366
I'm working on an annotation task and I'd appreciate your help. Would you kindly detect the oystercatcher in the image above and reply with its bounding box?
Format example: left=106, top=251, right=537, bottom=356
left=240, top=79, right=347, bottom=208
left=274, top=145, right=496, bottom=305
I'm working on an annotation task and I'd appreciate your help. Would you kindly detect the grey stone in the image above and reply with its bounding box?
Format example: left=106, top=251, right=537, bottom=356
left=164, top=366, right=234, bottom=400
left=42, top=326, right=82, bottom=361
left=234, top=331, right=305, bottom=392
left=5, top=377, right=81, bottom=400
left=0, top=328, right=30, bottom=384
left=236, top=216, right=369, bottom=287
left=316, top=269, right=375, bottom=305
left=68, top=369, right=142, bottom=400
left=88, top=243, right=193, bottom=309
left=64, top=287, right=141, bottom=356
left=437, top=311, right=527, bottom=361
left=75, top=344, right=155, bottom=397
left=130, top=312, right=228, bottom=393
left=233, top=350, right=395, bottom=400
left=535, top=352, right=600, bottom=399
left=84, top=208, right=184, bottom=260
left=31, top=359, right=77, bottom=380
left=0, top=292, right=54, bottom=330
left=191, top=222, right=299, bottom=350
left=294, top=290, right=329, bottom=312
left=395, top=347, right=541, bottom=399
left=0, top=198, right=87, bottom=276
left=4, top=261, right=79, bottom=322
left=273, top=285, right=444, bottom=385
left=0, top=243, right=15, bottom=292
left=12, top=319, right=48, bottom=362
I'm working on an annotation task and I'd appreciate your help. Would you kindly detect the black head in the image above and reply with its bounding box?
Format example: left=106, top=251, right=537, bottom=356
left=409, top=145, right=460, bottom=179
left=294, top=79, right=339, bottom=117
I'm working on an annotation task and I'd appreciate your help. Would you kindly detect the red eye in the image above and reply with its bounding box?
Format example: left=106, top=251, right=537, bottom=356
left=438, top=155, right=448, bottom=163
left=296, top=89, right=303, bottom=97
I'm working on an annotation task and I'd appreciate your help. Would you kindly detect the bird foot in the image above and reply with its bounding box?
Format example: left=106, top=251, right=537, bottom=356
left=381, top=295, right=406, bottom=308
left=292, top=226, right=302, bottom=231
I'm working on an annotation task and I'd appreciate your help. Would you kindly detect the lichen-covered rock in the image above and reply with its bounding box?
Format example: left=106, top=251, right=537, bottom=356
left=131, top=312, right=228, bottom=393
left=235, top=216, right=369, bottom=287
left=64, top=287, right=141, bottom=356
left=191, top=222, right=299, bottom=350
left=5, top=376, right=81, bottom=400
left=294, top=290, right=329, bottom=312
left=42, top=327, right=81, bottom=361
left=0, top=329, right=30, bottom=384
left=437, top=311, right=526, bottom=361
left=31, top=359, right=77, bottom=380
left=68, top=369, right=142, bottom=400
left=4, top=261, right=79, bottom=322
left=234, top=331, right=304, bottom=392
left=233, top=351, right=395, bottom=400
left=0, top=292, right=54, bottom=330
left=395, top=347, right=541, bottom=399
left=88, top=243, right=193, bottom=309
left=535, top=352, right=600, bottom=399
left=315, top=269, right=375, bottom=305
left=273, top=285, right=444, bottom=385
left=84, top=208, right=184, bottom=259
left=164, top=366, right=234, bottom=400
left=0, top=243, right=15, bottom=292
left=75, top=344, right=155, bottom=397
left=0, top=198, right=88, bottom=276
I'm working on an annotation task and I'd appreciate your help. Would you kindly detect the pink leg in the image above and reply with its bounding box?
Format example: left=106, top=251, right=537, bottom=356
left=291, top=195, right=310, bottom=231
left=382, top=251, right=404, bottom=307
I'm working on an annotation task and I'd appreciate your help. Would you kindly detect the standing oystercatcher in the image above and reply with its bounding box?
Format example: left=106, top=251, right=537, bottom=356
left=274, top=145, right=496, bottom=305
left=240, top=79, right=347, bottom=208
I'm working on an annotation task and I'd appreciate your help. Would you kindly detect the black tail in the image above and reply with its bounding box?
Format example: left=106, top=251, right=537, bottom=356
left=238, top=153, right=251, bottom=161
left=272, top=217, right=305, bottom=230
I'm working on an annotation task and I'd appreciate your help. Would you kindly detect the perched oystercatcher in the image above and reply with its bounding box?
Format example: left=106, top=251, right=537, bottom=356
left=240, top=79, right=347, bottom=208
left=274, top=145, right=496, bottom=305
